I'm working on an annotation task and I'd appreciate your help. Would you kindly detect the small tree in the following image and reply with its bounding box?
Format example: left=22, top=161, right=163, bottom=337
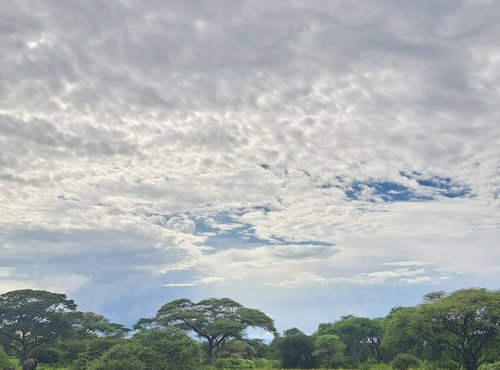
left=0, top=289, right=77, bottom=362
left=313, top=334, right=345, bottom=368
left=392, top=353, right=420, bottom=370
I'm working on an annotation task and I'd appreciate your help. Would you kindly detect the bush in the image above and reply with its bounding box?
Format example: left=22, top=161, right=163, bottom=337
left=359, top=361, right=393, bottom=370
left=0, top=345, right=14, bottom=369
left=30, top=345, right=62, bottom=364
left=70, top=337, right=123, bottom=370
left=392, top=353, right=421, bottom=370
left=85, top=328, right=202, bottom=370
left=86, top=342, right=155, bottom=370
left=480, top=362, right=500, bottom=370
left=213, top=357, right=279, bottom=369
left=132, top=327, right=202, bottom=369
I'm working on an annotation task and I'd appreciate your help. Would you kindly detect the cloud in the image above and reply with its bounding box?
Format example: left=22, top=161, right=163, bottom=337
left=382, top=261, right=437, bottom=267
left=265, top=268, right=430, bottom=288
left=164, top=276, right=228, bottom=287
left=1, top=0, right=499, bottom=331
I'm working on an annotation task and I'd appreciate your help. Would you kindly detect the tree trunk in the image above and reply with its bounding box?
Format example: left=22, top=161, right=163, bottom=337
left=20, top=344, right=29, bottom=364
left=206, top=338, right=214, bottom=363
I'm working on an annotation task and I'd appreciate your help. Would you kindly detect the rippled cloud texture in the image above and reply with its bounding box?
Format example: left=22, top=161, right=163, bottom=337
left=1, top=0, right=499, bottom=331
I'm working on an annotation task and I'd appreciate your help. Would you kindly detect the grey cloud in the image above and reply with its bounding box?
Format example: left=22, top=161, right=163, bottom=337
left=1, top=0, right=500, bottom=331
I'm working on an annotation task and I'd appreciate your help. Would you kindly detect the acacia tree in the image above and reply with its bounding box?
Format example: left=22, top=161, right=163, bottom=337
left=134, top=298, right=276, bottom=363
left=72, top=312, right=130, bottom=338
left=422, top=288, right=500, bottom=370
left=0, top=289, right=77, bottom=362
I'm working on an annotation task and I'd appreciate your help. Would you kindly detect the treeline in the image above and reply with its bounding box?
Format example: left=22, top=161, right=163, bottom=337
left=0, top=288, right=499, bottom=370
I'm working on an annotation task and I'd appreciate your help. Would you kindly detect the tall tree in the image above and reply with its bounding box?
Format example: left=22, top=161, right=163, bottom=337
left=422, top=288, right=500, bottom=370
left=317, top=315, right=374, bottom=368
left=273, top=328, right=315, bottom=369
left=134, top=297, right=276, bottom=363
left=0, top=289, right=77, bottom=362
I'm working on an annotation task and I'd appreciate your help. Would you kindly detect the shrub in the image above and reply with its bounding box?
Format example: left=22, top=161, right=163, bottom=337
left=0, top=345, right=14, bottom=368
left=480, top=362, right=500, bottom=370
left=392, top=353, right=421, bottom=370
left=30, top=345, right=62, bottom=364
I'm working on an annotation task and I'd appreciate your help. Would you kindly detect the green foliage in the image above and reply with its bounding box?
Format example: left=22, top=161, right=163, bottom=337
left=312, top=334, right=345, bottom=368
left=273, top=328, right=315, bottom=369
left=382, top=306, right=446, bottom=362
left=70, top=337, right=124, bottom=369
left=0, top=289, right=77, bottom=362
left=0, top=345, right=14, bottom=368
left=85, top=342, right=155, bottom=370
left=480, top=361, right=500, bottom=370
left=392, top=353, right=421, bottom=370
left=317, top=315, right=381, bottom=367
left=136, top=297, right=276, bottom=363
left=71, top=312, right=129, bottom=339
left=421, top=288, right=500, bottom=370
left=246, top=338, right=271, bottom=358
left=29, top=344, right=62, bottom=364
left=217, top=339, right=257, bottom=359
left=55, top=338, right=88, bottom=364
left=82, top=328, right=202, bottom=370
left=213, top=357, right=279, bottom=369
left=0, top=287, right=498, bottom=370
left=133, top=327, right=203, bottom=369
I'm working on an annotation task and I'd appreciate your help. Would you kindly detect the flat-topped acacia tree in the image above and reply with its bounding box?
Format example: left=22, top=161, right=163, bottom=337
left=0, top=289, right=77, bottom=362
left=134, top=297, right=276, bottom=362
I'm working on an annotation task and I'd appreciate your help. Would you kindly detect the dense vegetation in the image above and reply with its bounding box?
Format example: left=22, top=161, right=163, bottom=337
left=0, top=288, right=498, bottom=369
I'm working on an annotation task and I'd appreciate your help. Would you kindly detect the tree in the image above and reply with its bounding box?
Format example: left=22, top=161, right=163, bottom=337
left=132, top=327, right=202, bottom=369
left=392, top=353, right=421, bottom=370
left=312, top=334, right=345, bottom=368
left=422, top=288, right=500, bottom=370
left=71, top=312, right=130, bottom=338
left=383, top=305, right=449, bottom=363
left=0, top=289, right=77, bottom=362
left=317, top=315, right=376, bottom=367
left=273, top=328, right=315, bottom=369
left=134, top=298, right=276, bottom=363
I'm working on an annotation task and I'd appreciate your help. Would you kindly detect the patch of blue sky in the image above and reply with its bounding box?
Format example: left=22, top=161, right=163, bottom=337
left=345, top=180, right=432, bottom=203
left=269, top=236, right=334, bottom=247
left=400, top=171, right=472, bottom=198
left=194, top=208, right=335, bottom=251
left=343, top=172, right=472, bottom=203
left=201, top=225, right=268, bottom=249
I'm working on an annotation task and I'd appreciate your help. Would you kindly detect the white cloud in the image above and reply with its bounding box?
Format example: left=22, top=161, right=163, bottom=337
left=382, top=261, right=437, bottom=267
left=164, top=275, right=228, bottom=287
left=1, top=0, right=499, bottom=331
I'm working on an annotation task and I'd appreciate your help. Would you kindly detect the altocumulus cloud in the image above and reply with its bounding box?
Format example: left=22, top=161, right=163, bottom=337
left=0, top=0, right=499, bottom=331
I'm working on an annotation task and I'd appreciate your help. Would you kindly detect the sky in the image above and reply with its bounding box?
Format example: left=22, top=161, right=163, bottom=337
left=0, top=0, right=499, bottom=336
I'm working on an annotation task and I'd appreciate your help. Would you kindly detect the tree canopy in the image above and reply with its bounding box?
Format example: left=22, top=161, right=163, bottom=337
left=0, top=287, right=498, bottom=369
left=134, top=297, right=276, bottom=362
left=421, top=288, right=500, bottom=370
left=0, top=289, right=77, bottom=362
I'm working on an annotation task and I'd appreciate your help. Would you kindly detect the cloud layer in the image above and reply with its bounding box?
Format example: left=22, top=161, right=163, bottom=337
left=1, top=0, right=499, bottom=332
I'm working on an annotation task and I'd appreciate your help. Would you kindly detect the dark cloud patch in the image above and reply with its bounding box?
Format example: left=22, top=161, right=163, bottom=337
left=0, top=114, right=137, bottom=159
